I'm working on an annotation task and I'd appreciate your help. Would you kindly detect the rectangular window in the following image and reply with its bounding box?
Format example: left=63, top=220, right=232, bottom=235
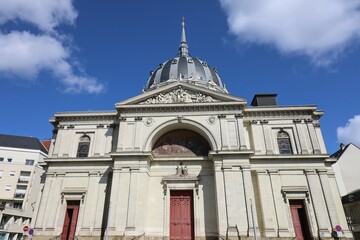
left=25, top=159, right=35, bottom=165
left=5, top=185, right=11, bottom=191
left=0, top=157, right=3, bottom=161
left=9, top=171, right=15, bottom=176
left=13, top=202, right=22, bottom=209
left=7, top=158, right=12, bottom=162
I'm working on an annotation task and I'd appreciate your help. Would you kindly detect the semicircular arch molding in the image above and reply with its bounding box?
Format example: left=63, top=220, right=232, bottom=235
left=143, top=119, right=218, bottom=153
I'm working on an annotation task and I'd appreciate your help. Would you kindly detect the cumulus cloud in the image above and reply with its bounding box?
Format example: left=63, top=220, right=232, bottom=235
left=0, top=32, right=104, bottom=94
left=219, top=0, right=360, bottom=65
left=0, top=0, right=104, bottom=94
left=0, top=0, right=77, bottom=32
left=337, top=115, right=360, bottom=146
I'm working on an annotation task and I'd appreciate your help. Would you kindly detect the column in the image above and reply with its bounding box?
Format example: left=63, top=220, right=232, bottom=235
left=80, top=173, right=100, bottom=235
left=235, top=114, right=247, bottom=150
left=242, top=167, right=259, bottom=236
left=213, top=160, right=228, bottom=236
left=256, top=170, right=277, bottom=237
left=222, top=166, right=247, bottom=236
left=306, top=122, right=321, bottom=154
left=218, top=115, right=229, bottom=150
left=250, top=121, right=266, bottom=154
left=318, top=170, right=339, bottom=228
left=107, top=168, right=121, bottom=232
left=125, top=168, right=139, bottom=232
left=269, top=171, right=292, bottom=237
left=263, top=124, right=275, bottom=154
left=305, top=170, right=332, bottom=237
left=294, top=120, right=312, bottom=154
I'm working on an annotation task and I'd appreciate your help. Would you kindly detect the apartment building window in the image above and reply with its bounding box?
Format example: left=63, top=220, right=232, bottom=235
left=25, top=159, right=35, bottom=165
left=5, top=185, right=11, bottom=191
left=77, top=135, right=90, bottom=158
left=9, top=171, right=15, bottom=176
left=277, top=131, right=293, bottom=154
left=0, top=157, right=3, bottom=161
left=7, top=158, right=12, bottom=162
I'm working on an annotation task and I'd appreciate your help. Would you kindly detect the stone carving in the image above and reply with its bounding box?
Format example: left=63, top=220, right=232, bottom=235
left=293, top=119, right=302, bottom=123
left=207, top=116, right=216, bottom=124
left=175, top=162, right=189, bottom=177
left=144, top=117, right=153, bottom=126
left=140, top=86, right=218, bottom=104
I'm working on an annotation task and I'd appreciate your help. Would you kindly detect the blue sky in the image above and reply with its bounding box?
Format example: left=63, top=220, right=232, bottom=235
left=0, top=0, right=360, bottom=153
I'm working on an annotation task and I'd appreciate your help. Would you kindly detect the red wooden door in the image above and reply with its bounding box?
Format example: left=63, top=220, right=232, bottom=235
left=290, top=200, right=311, bottom=240
left=170, top=191, right=194, bottom=240
left=62, top=201, right=80, bottom=240
left=290, top=204, right=304, bottom=240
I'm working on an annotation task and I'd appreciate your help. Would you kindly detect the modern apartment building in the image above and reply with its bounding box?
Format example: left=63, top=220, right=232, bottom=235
left=0, top=134, right=47, bottom=240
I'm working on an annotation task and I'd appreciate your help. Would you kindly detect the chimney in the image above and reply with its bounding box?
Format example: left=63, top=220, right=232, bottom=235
left=251, top=93, right=278, bottom=106
left=42, top=139, right=51, bottom=151
left=340, top=143, right=345, bottom=150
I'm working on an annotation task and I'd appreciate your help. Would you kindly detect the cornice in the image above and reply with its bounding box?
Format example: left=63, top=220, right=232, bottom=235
left=250, top=154, right=329, bottom=160
left=44, top=157, right=113, bottom=163
left=118, top=103, right=243, bottom=116
left=243, top=106, right=323, bottom=120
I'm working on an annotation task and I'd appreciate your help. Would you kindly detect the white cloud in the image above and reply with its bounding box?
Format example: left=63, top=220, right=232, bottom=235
left=0, top=0, right=77, bottom=31
left=337, top=115, right=360, bottom=146
left=0, top=31, right=104, bottom=94
left=0, top=0, right=104, bottom=94
left=219, top=0, right=360, bottom=65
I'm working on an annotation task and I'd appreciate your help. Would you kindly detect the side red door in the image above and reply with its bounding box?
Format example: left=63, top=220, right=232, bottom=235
left=62, top=201, right=80, bottom=240
left=290, top=203, right=304, bottom=240
left=290, top=200, right=311, bottom=240
left=170, top=191, right=194, bottom=240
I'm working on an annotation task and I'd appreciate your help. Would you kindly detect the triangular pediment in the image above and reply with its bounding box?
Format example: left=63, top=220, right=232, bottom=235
left=115, top=82, right=246, bottom=107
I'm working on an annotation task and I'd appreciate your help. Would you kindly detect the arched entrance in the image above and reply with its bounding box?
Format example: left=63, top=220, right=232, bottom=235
left=152, top=129, right=212, bottom=240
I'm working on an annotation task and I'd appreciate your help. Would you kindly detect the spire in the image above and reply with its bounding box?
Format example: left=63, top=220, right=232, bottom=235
left=179, top=17, right=189, bottom=57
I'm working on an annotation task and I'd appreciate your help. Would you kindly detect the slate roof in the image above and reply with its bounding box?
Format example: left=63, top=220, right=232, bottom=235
left=0, top=134, right=48, bottom=154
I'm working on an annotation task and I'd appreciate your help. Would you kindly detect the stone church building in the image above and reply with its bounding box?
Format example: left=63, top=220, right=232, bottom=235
left=33, top=20, right=352, bottom=240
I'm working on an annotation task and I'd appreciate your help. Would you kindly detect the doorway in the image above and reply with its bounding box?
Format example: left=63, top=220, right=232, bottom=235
left=289, top=200, right=311, bottom=240
left=170, top=190, right=194, bottom=240
left=61, top=200, right=80, bottom=240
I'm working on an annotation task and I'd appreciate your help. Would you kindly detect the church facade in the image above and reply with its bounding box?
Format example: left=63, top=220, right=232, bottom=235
left=33, top=20, right=352, bottom=240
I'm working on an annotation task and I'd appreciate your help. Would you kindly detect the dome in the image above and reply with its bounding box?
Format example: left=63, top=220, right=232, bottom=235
left=144, top=19, right=228, bottom=93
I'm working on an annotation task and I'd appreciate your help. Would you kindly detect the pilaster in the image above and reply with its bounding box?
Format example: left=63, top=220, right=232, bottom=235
left=256, top=170, right=277, bottom=237
left=305, top=170, right=332, bottom=238
left=242, top=166, right=259, bottom=237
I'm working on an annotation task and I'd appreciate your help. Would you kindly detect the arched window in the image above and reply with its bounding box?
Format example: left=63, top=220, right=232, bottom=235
left=152, top=129, right=210, bottom=157
left=277, top=131, right=292, bottom=154
left=77, top=135, right=90, bottom=157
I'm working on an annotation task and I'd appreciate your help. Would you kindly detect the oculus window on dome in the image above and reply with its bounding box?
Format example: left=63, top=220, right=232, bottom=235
left=152, top=129, right=210, bottom=157
left=144, top=18, right=228, bottom=94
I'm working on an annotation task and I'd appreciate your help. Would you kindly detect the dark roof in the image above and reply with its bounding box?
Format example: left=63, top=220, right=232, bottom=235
left=342, top=189, right=360, bottom=204
left=330, top=143, right=350, bottom=159
left=0, top=134, right=48, bottom=154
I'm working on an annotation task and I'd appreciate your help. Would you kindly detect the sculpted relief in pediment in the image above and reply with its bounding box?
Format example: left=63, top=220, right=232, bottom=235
left=139, top=87, right=219, bottom=104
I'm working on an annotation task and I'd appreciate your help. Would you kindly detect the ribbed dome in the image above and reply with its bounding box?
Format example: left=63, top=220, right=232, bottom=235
left=144, top=18, right=228, bottom=93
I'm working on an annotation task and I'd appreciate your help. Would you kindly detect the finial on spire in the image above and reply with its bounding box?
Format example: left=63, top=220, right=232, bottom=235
left=179, top=17, right=189, bottom=57
left=181, top=17, right=186, bottom=43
